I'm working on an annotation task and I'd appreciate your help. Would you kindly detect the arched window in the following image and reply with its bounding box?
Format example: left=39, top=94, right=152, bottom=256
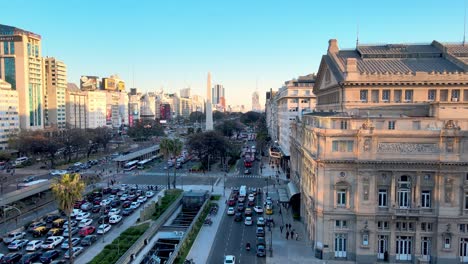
left=398, top=176, right=411, bottom=208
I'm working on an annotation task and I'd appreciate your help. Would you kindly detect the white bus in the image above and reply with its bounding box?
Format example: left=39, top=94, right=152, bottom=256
left=137, top=159, right=151, bottom=169
left=123, top=160, right=139, bottom=171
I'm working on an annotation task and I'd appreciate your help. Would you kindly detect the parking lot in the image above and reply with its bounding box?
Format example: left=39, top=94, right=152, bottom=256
left=0, top=184, right=156, bottom=263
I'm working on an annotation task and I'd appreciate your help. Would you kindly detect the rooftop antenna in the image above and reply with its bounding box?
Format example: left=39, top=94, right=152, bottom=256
left=356, top=18, right=360, bottom=48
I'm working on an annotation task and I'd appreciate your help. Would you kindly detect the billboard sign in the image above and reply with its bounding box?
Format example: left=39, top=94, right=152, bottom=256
left=118, top=81, right=125, bottom=91
left=102, top=78, right=117, bottom=90
left=80, top=76, right=99, bottom=90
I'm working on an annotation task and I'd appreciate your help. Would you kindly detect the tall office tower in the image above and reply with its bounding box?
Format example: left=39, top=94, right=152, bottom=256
left=0, top=24, right=44, bottom=129
left=205, top=72, right=213, bottom=130
left=44, top=57, right=67, bottom=129
left=0, top=80, right=19, bottom=150
left=212, top=84, right=226, bottom=110
left=252, top=91, right=261, bottom=111
left=180, top=87, right=191, bottom=98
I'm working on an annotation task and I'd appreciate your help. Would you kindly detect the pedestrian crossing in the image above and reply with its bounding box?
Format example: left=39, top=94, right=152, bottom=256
left=119, top=183, right=167, bottom=191
left=229, top=174, right=267, bottom=178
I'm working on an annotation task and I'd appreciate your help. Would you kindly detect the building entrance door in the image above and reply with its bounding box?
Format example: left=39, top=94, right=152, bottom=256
left=377, top=235, right=388, bottom=260
left=460, top=238, right=468, bottom=262
left=334, top=234, right=347, bottom=258
left=396, top=236, right=412, bottom=261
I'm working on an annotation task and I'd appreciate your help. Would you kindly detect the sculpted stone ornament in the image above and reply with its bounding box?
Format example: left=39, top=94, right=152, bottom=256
left=445, top=178, right=453, bottom=203
left=363, top=138, right=371, bottom=152
left=377, top=143, right=439, bottom=153
left=444, top=120, right=460, bottom=130
left=361, top=118, right=374, bottom=130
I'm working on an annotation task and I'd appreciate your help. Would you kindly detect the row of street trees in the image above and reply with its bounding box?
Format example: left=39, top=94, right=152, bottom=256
left=159, top=138, right=183, bottom=189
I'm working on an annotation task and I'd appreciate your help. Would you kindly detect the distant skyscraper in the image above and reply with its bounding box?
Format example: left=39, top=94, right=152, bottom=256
left=212, top=84, right=226, bottom=111
left=180, top=87, right=191, bottom=98
left=252, top=91, right=261, bottom=111
left=44, top=57, right=67, bottom=129
left=0, top=24, right=44, bottom=129
left=205, top=72, right=213, bottom=130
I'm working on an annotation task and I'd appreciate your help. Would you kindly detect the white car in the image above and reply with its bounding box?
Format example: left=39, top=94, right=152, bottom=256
left=109, top=215, right=122, bottom=224
left=244, top=216, right=253, bottom=226
left=97, top=224, right=111, bottom=234
left=137, top=196, right=147, bottom=203
left=130, top=201, right=141, bottom=209
left=253, top=206, right=264, bottom=214
left=75, top=212, right=91, bottom=221
left=71, top=209, right=83, bottom=218
left=26, top=240, right=43, bottom=251
left=120, top=194, right=128, bottom=201
left=50, top=170, right=67, bottom=176
left=108, top=195, right=117, bottom=200
left=257, top=217, right=265, bottom=227
left=227, top=207, right=235, bottom=215
left=100, top=199, right=112, bottom=206
left=64, top=220, right=77, bottom=227
left=3, top=232, right=26, bottom=244
left=108, top=208, right=121, bottom=216
left=248, top=194, right=255, bottom=202
left=78, top=218, right=93, bottom=228
left=41, top=236, right=64, bottom=250
left=224, top=255, right=236, bottom=264
left=145, top=191, right=154, bottom=198
left=8, top=239, right=29, bottom=251
left=61, top=237, right=80, bottom=250
left=65, top=246, right=84, bottom=259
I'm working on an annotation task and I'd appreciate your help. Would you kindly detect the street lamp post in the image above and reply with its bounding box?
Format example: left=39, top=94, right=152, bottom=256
left=208, top=155, right=213, bottom=192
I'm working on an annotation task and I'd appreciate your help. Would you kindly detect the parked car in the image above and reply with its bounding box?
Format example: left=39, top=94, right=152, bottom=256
left=98, top=216, right=110, bottom=224
left=63, top=220, right=77, bottom=228
left=78, top=219, right=93, bottom=228
left=256, top=227, right=265, bottom=237
left=122, top=201, right=132, bottom=208
left=70, top=209, right=83, bottom=217
left=244, top=216, right=253, bottom=226
left=109, top=215, right=122, bottom=224
left=45, top=215, right=60, bottom=224
left=145, top=191, right=154, bottom=198
left=32, top=227, right=49, bottom=238
left=60, top=238, right=80, bottom=250
left=130, top=201, right=141, bottom=209
left=253, top=206, right=263, bottom=214
left=7, top=239, right=29, bottom=251
left=41, top=236, right=64, bottom=250
left=64, top=247, right=83, bottom=259
left=91, top=205, right=101, bottom=213
left=120, top=194, right=128, bottom=201
left=78, top=226, right=95, bottom=237
left=80, top=235, right=97, bottom=246
left=97, top=224, right=111, bottom=235
left=80, top=202, right=93, bottom=211
left=47, top=228, right=63, bottom=237
left=256, top=244, right=266, bottom=257
left=3, top=232, right=26, bottom=245
left=28, top=221, right=46, bottom=233
left=62, top=227, right=78, bottom=237
left=39, top=250, right=60, bottom=263
left=75, top=212, right=91, bottom=221
left=1, top=252, right=22, bottom=264
left=110, top=200, right=121, bottom=208
left=122, top=208, right=134, bottom=216
left=26, top=240, right=43, bottom=251
left=20, top=252, right=41, bottom=264
left=100, top=199, right=112, bottom=206
left=52, top=219, right=65, bottom=228
left=227, top=207, right=235, bottom=215
left=108, top=208, right=121, bottom=216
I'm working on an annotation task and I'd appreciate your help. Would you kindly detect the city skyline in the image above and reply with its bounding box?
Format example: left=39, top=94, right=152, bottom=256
left=2, top=0, right=467, bottom=107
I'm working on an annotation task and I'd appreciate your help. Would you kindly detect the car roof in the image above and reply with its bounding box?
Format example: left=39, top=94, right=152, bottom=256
left=225, top=255, right=235, bottom=260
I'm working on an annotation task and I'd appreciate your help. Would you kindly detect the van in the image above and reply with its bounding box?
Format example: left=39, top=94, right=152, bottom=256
left=14, top=157, right=29, bottom=166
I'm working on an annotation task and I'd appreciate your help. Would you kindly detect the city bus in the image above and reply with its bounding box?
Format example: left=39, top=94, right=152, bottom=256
left=123, top=160, right=139, bottom=171
left=137, top=159, right=151, bottom=169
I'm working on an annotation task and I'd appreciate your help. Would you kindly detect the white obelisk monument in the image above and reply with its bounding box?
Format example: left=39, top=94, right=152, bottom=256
left=205, top=72, right=214, bottom=131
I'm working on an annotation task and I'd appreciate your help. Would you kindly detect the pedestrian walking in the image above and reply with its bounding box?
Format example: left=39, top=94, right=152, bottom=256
left=279, top=208, right=282, bottom=215
left=286, top=231, right=289, bottom=240
left=290, top=230, right=295, bottom=239
left=295, top=233, right=299, bottom=241
left=280, top=225, right=283, bottom=233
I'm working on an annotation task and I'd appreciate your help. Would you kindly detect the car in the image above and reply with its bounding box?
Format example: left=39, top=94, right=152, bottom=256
left=137, top=196, right=147, bottom=203
left=253, top=206, right=264, bottom=214
left=100, top=199, right=112, bottom=206
left=234, top=212, right=243, bottom=222
left=93, top=197, right=102, bottom=205
left=266, top=196, right=272, bottom=203
left=50, top=170, right=67, bottom=176
left=80, top=235, right=97, bottom=246
left=79, top=226, right=95, bottom=237
left=103, top=206, right=111, bottom=214
left=108, top=208, right=121, bottom=216
left=122, top=208, right=134, bottom=216
left=120, top=194, right=128, bottom=201
left=3, top=232, right=26, bottom=244
left=256, top=244, right=266, bottom=257
left=1, top=253, right=22, bottom=264
left=108, top=194, right=117, bottom=200
left=26, top=240, right=43, bottom=251
left=41, top=236, right=64, bottom=250
left=47, top=228, right=63, bottom=237
left=248, top=194, right=255, bottom=202
left=238, top=196, right=245, bottom=202
left=127, top=194, right=137, bottom=201
left=98, top=215, right=110, bottom=224
left=60, top=238, right=80, bottom=250
left=63, top=220, right=77, bottom=228
left=122, top=201, right=132, bottom=208
left=62, top=227, right=78, bottom=237
left=110, top=200, right=121, bottom=208
left=248, top=200, right=255, bottom=207
left=109, top=215, right=122, bottom=224
left=257, top=217, right=265, bottom=227
left=70, top=209, right=82, bottom=218
left=244, top=169, right=251, bottom=175
left=20, top=252, right=41, bottom=264
left=227, top=207, right=235, bottom=215
left=78, top=219, right=93, bottom=228
left=245, top=208, right=253, bottom=216
left=130, top=201, right=141, bottom=209
left=228, top=199, right=236, bottom=206
left=23, top=176, right=37, bottom=183
left=7, top=239, right=29, bottom=251
left=80, top=202, right=93, bottom=211
left=224, top=255, right=236, bottom=264
left=111, top=188, right=119, bottom=195
left=64, top=247, right=83, bottom=259
left=32, top=226, right=49, bottom=237
left=97, top=224, right=111, bottom=234
left=237, top=203, right=245, bottom=212
left=45, top=215, right=60, bottom=223
left=91, top=205, right=101, bottom=213
left=39, top=249, right=60, bottom=263
left=145, top=191, right=154, bottom=198
left=28, top=221, right=46, bottom=233
left=244, top=216, right=253, bottom=226
left=256, top=236, right=266, bottom=246
left=256, top=227, right=265, bottom=237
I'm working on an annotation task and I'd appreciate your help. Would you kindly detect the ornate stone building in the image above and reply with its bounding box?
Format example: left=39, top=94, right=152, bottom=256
left=290, top=39, right=468, bottom=263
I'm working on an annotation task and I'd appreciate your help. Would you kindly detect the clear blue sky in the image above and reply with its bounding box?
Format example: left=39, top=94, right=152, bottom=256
left=2, top=0, right=466, bottom=107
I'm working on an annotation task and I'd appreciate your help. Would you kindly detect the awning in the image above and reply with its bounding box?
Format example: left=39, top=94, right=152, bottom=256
left=277, top=188, right=289, bottom=203
left=287, top=182, right=300, bottom=200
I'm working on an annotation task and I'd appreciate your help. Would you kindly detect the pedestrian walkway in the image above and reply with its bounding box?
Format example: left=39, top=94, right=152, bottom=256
left=228, top=174, right=266, bottom=178
left=261, top=156, right=288, bottom=181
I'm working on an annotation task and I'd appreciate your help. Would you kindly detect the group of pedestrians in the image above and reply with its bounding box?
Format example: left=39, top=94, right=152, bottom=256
left=280, top=223, right=299, bottom=241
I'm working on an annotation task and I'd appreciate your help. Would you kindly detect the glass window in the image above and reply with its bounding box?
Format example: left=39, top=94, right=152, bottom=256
left=440, top=90, right=448, bottom=101
left=337, top=189, right=346, bottom=206
left=444, top=237, right=450, bottom=249
left=394, top=90, right=402, bottom=102
left=382, top=90, right=390, bottom=101
left=362, top=234, right=369, bottom=246
left=4, top=58, right=16, bottom=89
left=332, top=141, right=354, bottom=152
left=371, top=90, right=379, bottom=102
left=340, top=121, right=348, bottom=130
left=378, top=189, right=388, bottom=207
left=9, top=42, right=14, bottom=55
left=388, top=121, right=395, bottom=130
left=421, top=191, right=431, bottom=208
left=464, top=90, right=468, bottom=102
left=428, top=90, right=436, bottom=101
left=404, top=90, right=413, bottom=102
left=360, top=90, right=368, bottom=102
left=465, top=193, right=468, bottom=210
left=452, top=89, right=460, bottom=101
left=3, top=41, right=8, bottom=54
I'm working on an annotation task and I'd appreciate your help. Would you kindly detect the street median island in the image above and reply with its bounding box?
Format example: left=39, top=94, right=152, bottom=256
left=88, top=189, right=183, bottom=264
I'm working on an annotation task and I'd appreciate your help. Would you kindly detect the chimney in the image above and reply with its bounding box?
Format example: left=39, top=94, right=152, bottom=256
left=345, top=58, right=358, bottom=80
left=328, top=39, right=339, bottom=53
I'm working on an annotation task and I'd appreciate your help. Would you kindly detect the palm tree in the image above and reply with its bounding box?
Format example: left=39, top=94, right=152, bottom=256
left=160, top=138, right=172, bottom=189
left=51, top=173, right=85, bottom=264
left=170, top=138, right=183, bottom=189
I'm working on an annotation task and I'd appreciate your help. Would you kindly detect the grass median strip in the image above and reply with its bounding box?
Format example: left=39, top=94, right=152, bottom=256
left=153, top=189, right=183, bottom=219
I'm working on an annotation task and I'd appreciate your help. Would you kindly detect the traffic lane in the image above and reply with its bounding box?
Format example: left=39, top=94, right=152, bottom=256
left=120, top=174, right=214, bottom=186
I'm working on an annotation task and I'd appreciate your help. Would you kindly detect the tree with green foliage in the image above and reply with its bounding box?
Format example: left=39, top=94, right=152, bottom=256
left=215, top=120, right=244, bottom=137
left=240, top=111, right=262, bottom=125
left=189, top=111, right=205, bottom=123
left=90, top=127, right=113, bottom=151
left=213, top=111, right=226, bottom=121
left=160, top=138, right=183, bottom=189
left=187, top=131, right=229, bottom=169
left=127, top=120, right=165, bottom=140
left=51, top=173, right=85, bottom=264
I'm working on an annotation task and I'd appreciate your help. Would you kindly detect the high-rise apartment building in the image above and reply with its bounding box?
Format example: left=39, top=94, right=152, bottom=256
left=289, top=39, right=468, bottom=263
left=0, top=80, right=19, bottom=150
left=44, top=57, right=67, bottom=129
left=0, top=24, right=44, bottom=129
left=65, top=83, right=87, bottom=129
left=252, top=91, right=261, bottom=111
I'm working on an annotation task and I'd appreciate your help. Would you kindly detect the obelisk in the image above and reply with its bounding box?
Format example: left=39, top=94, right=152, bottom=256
left=205, top=72, right=214, bottom=131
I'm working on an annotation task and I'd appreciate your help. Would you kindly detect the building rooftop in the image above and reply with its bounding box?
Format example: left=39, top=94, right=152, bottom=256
left=0, top=24, right=41, bottom=39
